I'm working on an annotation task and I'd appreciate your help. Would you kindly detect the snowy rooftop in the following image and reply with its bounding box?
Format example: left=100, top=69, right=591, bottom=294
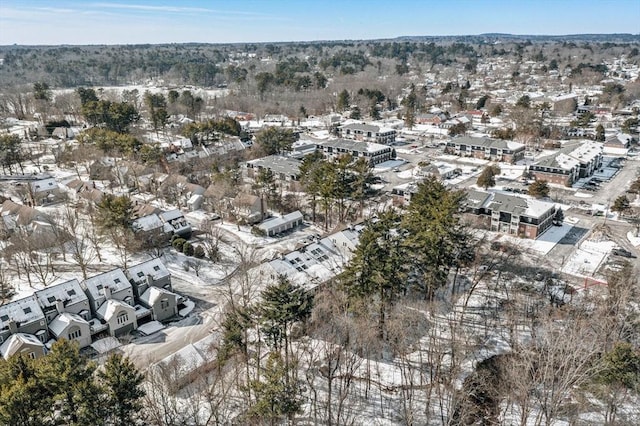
left=0, top=296, right=45, bottom=329
left=318, top=139, right=391, bottom=154
left=34, top=279, right=87, bottom=309
left=126, top=258, right=171, bottom=284
left=82, top=268, right=132, bottom=300
left=49, top=312, right=89, bottom=338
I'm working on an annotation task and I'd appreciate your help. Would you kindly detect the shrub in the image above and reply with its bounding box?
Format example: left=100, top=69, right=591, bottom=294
left=172, top=237, right=186, bottom=251
left=194, top=245, right=205, bottom=259
left=251, top=226, right=266, bottom=237
left=182, top=241, right=194, bottom=256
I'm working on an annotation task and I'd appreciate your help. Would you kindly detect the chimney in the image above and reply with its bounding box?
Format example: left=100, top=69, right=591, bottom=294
left=146, top=274, right=155, bottom=287
left=103, top=286, right=112, bottom=300
left=55, top=299, right=65, bottom=314
left=8, top=320, right=17, bottom=334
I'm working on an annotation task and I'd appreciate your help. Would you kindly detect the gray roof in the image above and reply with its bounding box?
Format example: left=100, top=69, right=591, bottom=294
left=0, top=296, right=45, bottom=330
left=465, top=190, right=492, bottom=210
left=140, top=286, right=177, bottom=306
left=247, top=155, right=301, bottom=176
left=48, top=312, right=89, bottom=338
left=82, top=268, right=131, bottom=300
left=487, top=193, right=528, bottom=216
left=341, top=123, right=381, bottom=132
left=34, top=279, right=87, bottom=310
left=0, top=333, right=45, bottom=359
left=318, top=139, right=391, bottom=154
left=258, top=211, right=303, bottom=232
left=159, top=209, right=184, bottom=222
left=126, top=259, right=170, bottom=284
left=451, top=136, right=525, bottom=152
left=132, top=214, right=164, bottom=232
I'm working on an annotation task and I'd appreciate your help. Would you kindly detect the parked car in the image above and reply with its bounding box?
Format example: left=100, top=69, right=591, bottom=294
left=612, top=248, right=637, bottom=258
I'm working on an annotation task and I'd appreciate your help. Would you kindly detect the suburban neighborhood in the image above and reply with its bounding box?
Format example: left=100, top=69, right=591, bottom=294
left=0, top=10, right=639, bottom=424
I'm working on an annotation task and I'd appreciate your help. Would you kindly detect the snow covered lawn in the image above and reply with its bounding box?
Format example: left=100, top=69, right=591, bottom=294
left=561, top=240, right=616, bottom=277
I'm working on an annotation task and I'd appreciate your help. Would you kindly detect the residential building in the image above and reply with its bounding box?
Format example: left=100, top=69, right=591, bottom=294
left=96, top=300, right=137, bottom=337
left=559, top=141, right=603, bottom=178
left=28, top=177, right=61, bottom=205
left=82, top=269, right=136, bottom=315
left=0, top=333, right=47, bottom=360
left=246, top=155, right=301, bottom=181
left=0, top=200, right=50, bottom=234
left=529, top=141, right=602, bottom=185
left=464, top=190, right=558, bottom=239
left=139, top=287, right=179, bottom=321
left=316, top=139, right=395, bottom=166
left=125, top=258, right=173, bottom=299
left=338, top=122, right=396, bottom=144
left=0, top=296, right=48, bottom=345
left=48, top=313, right=92, bottom=348
left=445, top=136, right=525, bottom=163
left=257, top=211, right=303, bottom=237
left=529, top=153, right=580, bottom=186
left=232, top=193, right=269, bottom=224
left=34, top=279, right=91, bottom=323
left=159, top=209, right=192, bottom=239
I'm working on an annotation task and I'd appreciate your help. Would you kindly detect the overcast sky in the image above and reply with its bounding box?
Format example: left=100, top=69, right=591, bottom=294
left=1, top=0, right=639, bottom=45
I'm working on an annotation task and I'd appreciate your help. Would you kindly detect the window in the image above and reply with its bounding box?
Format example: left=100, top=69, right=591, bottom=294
left=96, top=284, right=103, bottom=290
left=137, top=272, right=145, bottom=278
left=0, top=315, right=8, bottom=322
left=47, top=296, right=56, bottom=303
left=160, top=299, right=169, bottom=310
left=153, top=265, right=160, bottom=271
left=28, top=352, right=37, bottom=359
left=114, top=278, right=121, bottom=284
left=67, top=289, right=76, bottom=296
left=68, top=327, right=81, bottom=340
left=23, top=307, right=32, bottom=314
left=116, top=312, right=129, bottom=325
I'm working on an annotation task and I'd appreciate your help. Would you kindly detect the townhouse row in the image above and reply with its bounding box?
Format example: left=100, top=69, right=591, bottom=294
left=0, top=258, right=185, bottom=360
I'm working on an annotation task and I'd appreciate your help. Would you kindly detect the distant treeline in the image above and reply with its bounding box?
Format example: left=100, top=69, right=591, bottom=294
left=0, top=35, right=638, bottom=88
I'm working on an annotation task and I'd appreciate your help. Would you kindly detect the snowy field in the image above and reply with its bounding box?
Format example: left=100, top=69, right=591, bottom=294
left=561, top=239, right=616, bottom=278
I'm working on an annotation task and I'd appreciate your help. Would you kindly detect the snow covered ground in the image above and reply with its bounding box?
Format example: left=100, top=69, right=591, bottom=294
left=561, top=239, right=616, bottom=278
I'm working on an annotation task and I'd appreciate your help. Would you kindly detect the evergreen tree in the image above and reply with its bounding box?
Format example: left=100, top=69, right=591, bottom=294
left=336, top=89, right=350, bottom=112
left=246, top=352, right=304, bottom=425
left=611, top=195, right=631, bottom=215
left=299, top=150, right=326, bottom=223
left=402, top=177, right=471, bottom=299
left=477, top=165, right=500, bottom=189
left=350, top=105, right=362, bottom=120
left=342, top=209, right=407, bottom=338
left=528, top=180, right=550, bottom=199
left=99, top=353, right=146, bottom=426
left=595, top=124, right=606, bottom=141
left=95, top=194, right=134, bottom=231
left=0, top=354, right=55, bottom=426
left=255, top=126, right=296, bottom=156
left=260, top=275, right=313, bottom=359
left=38, top=340, right=104, bottom=425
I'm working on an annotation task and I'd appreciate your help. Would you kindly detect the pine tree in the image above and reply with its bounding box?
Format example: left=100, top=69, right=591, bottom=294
left=528, top=180, right=550, bottom=199
left=260, top=276, right=313, bottom=358
left=595, top=124, right=606, bottom=141
left=99, top=353, right=146, bottom=426
left=477, top=165, right=500, bottom=189
left=0, top=354, right=55, bottom=426
left=246, top=352, right=304, bottom=425
left=38, top=339, right=104, bottom=425
left=402, top=177, right=471, bottom=300
left=611, top=195, right=631, bottom=215
left=336, top=89, right=350, bottom=112
left=342, top=209, right=407, bottom=338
